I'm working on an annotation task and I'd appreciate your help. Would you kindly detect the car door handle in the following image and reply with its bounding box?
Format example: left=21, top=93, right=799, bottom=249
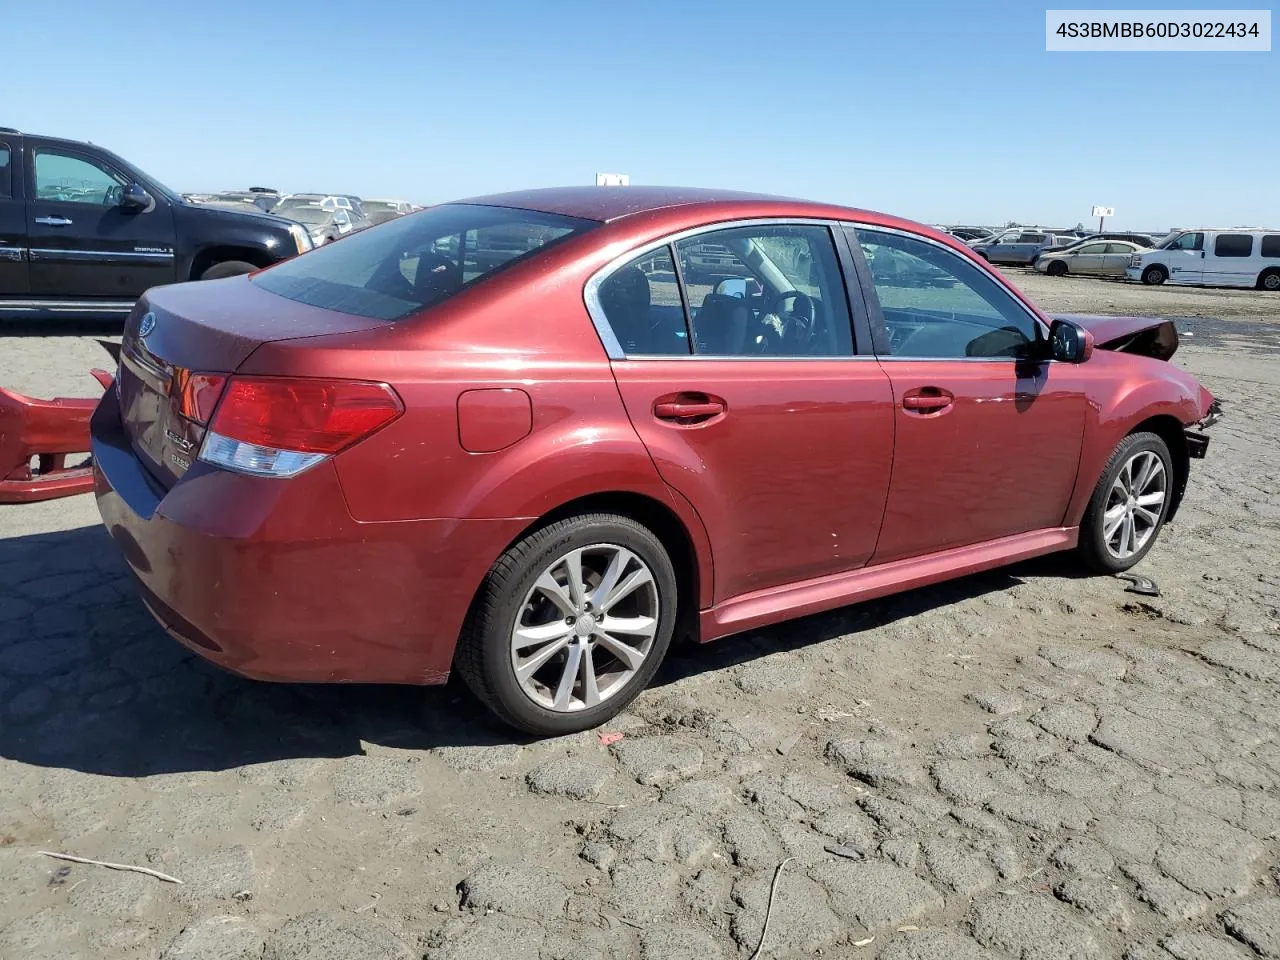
left=653, top=395, right=726, bottom=422
left=35, top=216, right=73, bottom=226
left=902, top=389, right=955, bottom=413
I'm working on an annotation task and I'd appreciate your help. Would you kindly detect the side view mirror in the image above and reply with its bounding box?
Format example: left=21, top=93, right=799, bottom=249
left=120, top=183, right=155, bottom=213
left=1049, top=318, right=1094, bottom=363
left=714, top=277, right=748, bottom=299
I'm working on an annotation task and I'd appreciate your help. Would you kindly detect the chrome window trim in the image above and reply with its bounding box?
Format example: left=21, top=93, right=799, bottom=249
left=584, top=217, right=860, bottom=362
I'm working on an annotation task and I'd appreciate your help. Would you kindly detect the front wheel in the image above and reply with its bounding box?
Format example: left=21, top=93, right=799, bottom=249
left=1141, top=265, right=1168, bottom=286
left=1046, top=260, right=1068, bottom=277
left=201, top=260, right=257, bottom=281
left=1077, top=432, right=1173, bottom=573
left=455, top=513, right=678, bottom=736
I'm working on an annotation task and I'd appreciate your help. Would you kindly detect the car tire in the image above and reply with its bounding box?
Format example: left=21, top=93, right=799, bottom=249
left=977, top=252, right=990, bottom=262
left=1141, top=265, right=1168, bottom=286
left=455, top=513, right=679, bottom=736
left=1257, top=269, right=1280, bottom=292
left=200, top=260, right=258, bottom=281
left=1046, top=260, right=1068, bottom=277
left=1077, top=432, right=1173, bottom=575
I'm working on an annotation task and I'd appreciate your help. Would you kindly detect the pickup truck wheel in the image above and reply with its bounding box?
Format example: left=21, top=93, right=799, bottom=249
left=1046, top=260, right=1068, bottom=277
left=1258, top=269, right=1280, bottom=292
left=201, top=260, right=257, bottom=281
left=1141, top=265, right=1168, bottom=286
left=1077, top=432, right=1172, bottom=574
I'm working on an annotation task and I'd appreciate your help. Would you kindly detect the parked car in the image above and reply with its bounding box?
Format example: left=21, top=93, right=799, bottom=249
left=91, top=186, right=1220, bottom=735
left=0, top=127, right=312, bottom=321
left=362, top=199, right=413, bottom=225
left=1126, top=228, right=1280, bottom=290
left=1035, top=240, right=1147, bottom=277
left=275, top=194, right=372, bottom=232
left=1036, top=232, right=1157, bottom=258
left=944, top=226, right=993, bottom=242
left=274, top=199, right=356, bottom=247
left=202, top=189, right=280, bottom=213
left=970, top=229, right=1072, bottom=265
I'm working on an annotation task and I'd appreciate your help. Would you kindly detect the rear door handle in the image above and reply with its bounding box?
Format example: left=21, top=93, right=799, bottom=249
left=35, top=216, right=73, bottom=226
left=902, top=388, right=955, bottom=413
left=653, top=395, right=726, bottom=423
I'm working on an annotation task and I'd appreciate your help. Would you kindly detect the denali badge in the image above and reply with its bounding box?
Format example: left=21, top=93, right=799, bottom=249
left=138, top=312, right=157, bottom=337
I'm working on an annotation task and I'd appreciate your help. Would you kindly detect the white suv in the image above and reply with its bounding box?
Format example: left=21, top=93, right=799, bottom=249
left=1127, top=228, right=1280, bottom=290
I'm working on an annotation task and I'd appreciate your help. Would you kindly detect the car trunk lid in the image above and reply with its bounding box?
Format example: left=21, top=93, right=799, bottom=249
left=116, top=276, right=388, bottom=489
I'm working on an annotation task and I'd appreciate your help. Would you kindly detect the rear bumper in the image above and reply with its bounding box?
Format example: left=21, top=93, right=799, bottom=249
left=91, top=388, right=527, bottom=685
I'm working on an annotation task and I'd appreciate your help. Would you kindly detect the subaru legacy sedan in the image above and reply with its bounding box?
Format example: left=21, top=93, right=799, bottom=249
left=92, top=187, right=1219, bottom=736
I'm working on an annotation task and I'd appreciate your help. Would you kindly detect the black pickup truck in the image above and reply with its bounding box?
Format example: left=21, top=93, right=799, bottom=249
left=0, top=128, right=313, bottom=321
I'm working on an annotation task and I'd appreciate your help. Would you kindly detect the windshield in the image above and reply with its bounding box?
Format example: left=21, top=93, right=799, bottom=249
left=1154, top=231, right=1182, bottom=249
left=252, top=202, right=598, bottom=321
left=364, top=201, right=399, bottom=212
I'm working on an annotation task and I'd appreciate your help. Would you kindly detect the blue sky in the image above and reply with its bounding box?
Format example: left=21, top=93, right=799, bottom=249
left=5, top=0, right=1274, bottom=229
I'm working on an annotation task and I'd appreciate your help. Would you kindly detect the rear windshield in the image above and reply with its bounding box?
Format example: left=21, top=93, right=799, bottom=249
left=252, top=203, right=597, bottom=321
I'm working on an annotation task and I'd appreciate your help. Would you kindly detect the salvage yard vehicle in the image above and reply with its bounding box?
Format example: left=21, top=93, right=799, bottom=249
left=970, top=229, right=1073, bottom=265
left=1035, top=240, right=1147, bottom=277
left=0, top=128, right=313, bottom=321
left=1127, top=228, right=1280, bottom=290
left=363, top=199, right=415, bottom=225
left=90, top=186, right=1220, bottom=736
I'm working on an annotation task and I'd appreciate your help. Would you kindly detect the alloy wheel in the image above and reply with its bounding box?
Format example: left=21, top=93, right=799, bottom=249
left=1102, top=450, right=1167, bottom=560
left=510, top=544, right=659, bottom=712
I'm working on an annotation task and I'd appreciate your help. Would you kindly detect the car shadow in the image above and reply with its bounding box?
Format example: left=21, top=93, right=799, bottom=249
left=0, top=522, right=1085, bottom=777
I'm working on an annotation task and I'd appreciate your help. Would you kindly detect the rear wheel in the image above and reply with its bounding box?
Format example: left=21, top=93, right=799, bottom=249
left=1141, top=265, right=1168, bottom=286
left=1046, top=260, right=1068, bottom=277
left=456, top=513, right=678, bottom=736
left=1258, top=269, right=1280, bottom=292
left=200, top=260, right=257, bottom=281
left=1077, top=432, right=1173, bottom=574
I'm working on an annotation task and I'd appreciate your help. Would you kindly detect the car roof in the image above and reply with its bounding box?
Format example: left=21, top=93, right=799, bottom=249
left=456, top=185, right=843, bottom=223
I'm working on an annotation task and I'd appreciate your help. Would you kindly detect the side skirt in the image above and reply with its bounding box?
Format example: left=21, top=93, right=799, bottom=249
left=700, top=526, right=1078, bottom=642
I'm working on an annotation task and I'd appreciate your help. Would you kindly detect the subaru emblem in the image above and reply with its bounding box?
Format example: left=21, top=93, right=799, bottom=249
left=138, top=312, right=156, bottom=337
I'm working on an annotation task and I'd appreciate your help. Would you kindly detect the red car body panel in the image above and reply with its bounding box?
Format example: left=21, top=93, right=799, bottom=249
left=90, top=186, right=1216, bottom=687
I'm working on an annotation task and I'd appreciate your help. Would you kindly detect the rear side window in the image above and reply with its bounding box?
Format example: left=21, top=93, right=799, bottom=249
left=253, top=203, right=597, bottom=321
left=0, top=144, right=10, bottom=198
left=1263, top=235, right=1280, bottom=258
left=1214, top=234, right=1253, bottom=258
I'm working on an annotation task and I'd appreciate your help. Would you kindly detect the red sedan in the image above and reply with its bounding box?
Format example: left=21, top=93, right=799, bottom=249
left=91, top=187, right=1220, bottom=735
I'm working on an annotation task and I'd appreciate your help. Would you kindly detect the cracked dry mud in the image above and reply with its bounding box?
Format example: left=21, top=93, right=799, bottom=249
left=1, top=273, right=1278, bottom=959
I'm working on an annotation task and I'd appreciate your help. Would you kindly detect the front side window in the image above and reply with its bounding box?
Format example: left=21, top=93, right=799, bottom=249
left=675, top=224, right=853, bottom=357
left=854, top=227, right=1040, bottom=359
left=1168, top=232, right=1205, bottom=251
left=33, top=149, right=126, bottom=205
left=253, top=203, right=596, bottom=322
left=0, top=145, right=11, bottom=198
left=1262, top=235, right=1280, bottom=258
left=1214, top=234, right=1253, bottom=258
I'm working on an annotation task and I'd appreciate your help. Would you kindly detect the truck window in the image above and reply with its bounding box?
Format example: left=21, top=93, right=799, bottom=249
left=33, top=149, right=126, bottom=205
left=0, top=145, right=11, bottom=198
left=1262, top=235, right=1280, bottom=258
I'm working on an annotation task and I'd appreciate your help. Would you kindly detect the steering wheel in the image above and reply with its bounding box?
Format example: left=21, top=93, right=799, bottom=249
left=761, top=290, right=819, bottom=352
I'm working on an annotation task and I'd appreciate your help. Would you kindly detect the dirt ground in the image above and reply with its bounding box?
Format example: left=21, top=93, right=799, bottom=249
left=0, top=271, right=1278, bottom=960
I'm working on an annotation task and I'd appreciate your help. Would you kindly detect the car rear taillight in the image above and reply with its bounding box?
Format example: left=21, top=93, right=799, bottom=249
left=199, top=376, right=403, bottom=478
